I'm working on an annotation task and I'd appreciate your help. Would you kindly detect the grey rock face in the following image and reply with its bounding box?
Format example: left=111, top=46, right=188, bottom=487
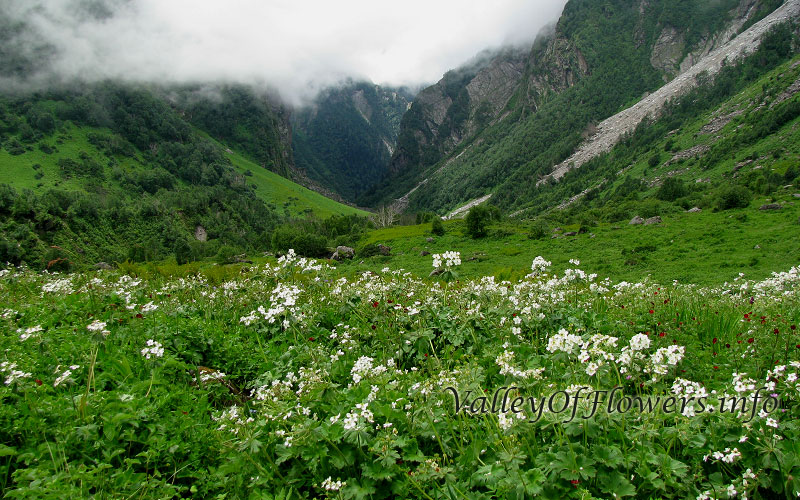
left=645, top=216, right=663, bottom=225
left=331, top=246, right=355, bottom=260
left=688, top=207, right=702, bottom=213
left=630, top=216, right=645, bottom=225
left=759, top=203, right=782, bottom=210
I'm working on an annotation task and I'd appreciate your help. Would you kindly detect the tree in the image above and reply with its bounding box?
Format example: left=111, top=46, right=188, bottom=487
left=465, top=205, right=490, bottom=239
left=370, top=204, right=400, bottom=228
left=431, top=218, right=445, bottom=236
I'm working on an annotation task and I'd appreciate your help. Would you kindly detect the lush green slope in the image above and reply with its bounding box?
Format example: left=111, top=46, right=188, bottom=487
left=344, top=189, right=800, bottom=286
left=0, top=83, right=368, bottom=269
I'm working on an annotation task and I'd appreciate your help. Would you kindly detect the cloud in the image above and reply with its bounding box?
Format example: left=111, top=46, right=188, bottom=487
left=1, top=0, right=567, bottom=105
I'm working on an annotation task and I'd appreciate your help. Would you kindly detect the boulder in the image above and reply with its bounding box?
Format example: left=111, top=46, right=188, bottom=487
left=195, top=225, right=208, bottom=242
left=759, top=203, right=782, bottom=211
left=630, top=216, right=644, bottom=225
left=377, top=244, right=391, bottom=256
left=688, top=207, right=702, bottom=213
left=429, top=268, right=445, bottom=277
left=563, top=231, right=578, bottom=237
left=793, top=194, right=800, bottom=199
left=645, top=216, right=663, bottom=225
left=331, top=246, right=355, bottom=261
left=426, top=237, right=434, bottom=243
left=94, top=262, right=113, bottom=271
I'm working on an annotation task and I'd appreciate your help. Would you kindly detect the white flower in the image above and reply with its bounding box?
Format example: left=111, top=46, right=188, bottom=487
left=87, top=320, right=107, bottom=332
left=321, top=477, right=346, bottom=491
left=141, top=302, right=158, bottom=313
left=629, top=333, right=651, bottom=351
left=140, top=339, right=164, bottom=359
left=432, top=251, right=461, bottom=269
left=530, top=256, right=551, bottom=275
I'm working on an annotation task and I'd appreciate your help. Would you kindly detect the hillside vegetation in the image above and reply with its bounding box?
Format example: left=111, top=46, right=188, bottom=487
left=0, top=83, right=367, bottom=269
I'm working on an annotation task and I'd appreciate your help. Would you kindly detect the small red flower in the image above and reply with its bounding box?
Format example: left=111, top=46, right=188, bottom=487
left=35, top=379, right=42, bottom=386
left=774, top=329, right=779, bottom=335
left=649, top=309, right=654, bottom=314
left=725, top=343, right=731, bottom=348
left=424, top=353, right=428, bottom=357
left=659, top=332, right=665, bottom=337
left=713, top=366, right=719, bottom=370
left=308, top=337, right=314, bottom=341
left=371, top=324, right=376, bottom=330
left=136, top=313, right=143, bottom=319
left=791, top=325, right=796, bottom=331
left=747, top=337, right=754, bottom=344
left=570, top=480, right=579, bottom=485
left=713, top=337, right=718, bottom=344
left=372, top=301, right=378, bottom=308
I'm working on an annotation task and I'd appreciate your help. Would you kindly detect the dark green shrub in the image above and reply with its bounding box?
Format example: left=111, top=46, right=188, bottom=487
left=431, top=218, right=445, bottom=236
left=528, top=220, right=549, bottom=240
left=656, top=177, right=688, bottom=202
left=465, top=205, right=490, bottom=239
left=716, top=184, right=752, bottom=210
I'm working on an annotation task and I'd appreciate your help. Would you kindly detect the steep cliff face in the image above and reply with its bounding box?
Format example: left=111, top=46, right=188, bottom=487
left=368, top=0, right=786, bottom=214
left=291, top=81, right=412, bottom=202
left=386, top=48, right=528, bottom=179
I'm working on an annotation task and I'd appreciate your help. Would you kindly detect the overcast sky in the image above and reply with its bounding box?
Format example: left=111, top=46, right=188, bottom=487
left=5, top=0, right=567, bottom=105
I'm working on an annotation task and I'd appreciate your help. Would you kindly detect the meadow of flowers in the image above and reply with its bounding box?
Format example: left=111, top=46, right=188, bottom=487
left=0, top=252, right=798, bottom=499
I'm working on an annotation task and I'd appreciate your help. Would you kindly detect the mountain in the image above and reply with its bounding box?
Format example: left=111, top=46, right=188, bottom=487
left=0, top=82, right=367, bottom=269
left=361, top=0, right=793, bottom=214
left=291, top=81, right=413, bottom=202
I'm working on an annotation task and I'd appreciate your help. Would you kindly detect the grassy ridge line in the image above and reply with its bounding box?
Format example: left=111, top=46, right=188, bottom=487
left=347, top=194, right=800, bottom=286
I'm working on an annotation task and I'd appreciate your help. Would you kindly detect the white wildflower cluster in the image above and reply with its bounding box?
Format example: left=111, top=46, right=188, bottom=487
left=342, top=402, right=374, bottom=431
left=646, top=345, right=685, bottom=376
left=321, top=477, right=346, bottom=491
left=350, top=356, right=395, bottom=385
left=41, top=277, right=74, bottom=294
left=54, top=365, right=80, bottom=387
left=628, top=333, right=651, bottom=351
left=1, top=361, right=32, bottom=386
left=19, top=325, right=43, bottom=341
left=432, top=251, right=461, bottom=269
left=1, top=308, right=18, bottom=319
left=212, top=406, right=254, bottom=434
left=496, top=350, right=544, bottom=379
left=87, top=320, right=110, bottom=336
left=546, top=328, right=584, bottom=354
left=671, top=378, right=709, bottom=399
left=530, top=256, right=551, bottom=276
left=141, top=302, right=158, bottom=313
left=240, top=283, right=302, bottom=328
left=703, top=447, right=742, bottom=464
left=497, top=410, right=526, bottom=431
left=732, top=372, right=758, bottom=394
left=697, top=469, right=757, bottom=500
left=198, top=370, right=226, bottom=384
left=140, top=339, right=164, bottom=359
left=577, top=334, right=619, bottom=376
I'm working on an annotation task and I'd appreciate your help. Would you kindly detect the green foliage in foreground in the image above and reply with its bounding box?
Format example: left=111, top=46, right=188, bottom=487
left=0, top=254, right=798, bottom=498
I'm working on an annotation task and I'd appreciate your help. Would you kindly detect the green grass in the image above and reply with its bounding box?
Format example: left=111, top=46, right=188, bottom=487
left=343, top=191, right=800, bottom=286
left=0, top=123, right=369, bottom=220
left=223, top=147, right=370, bottom=219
